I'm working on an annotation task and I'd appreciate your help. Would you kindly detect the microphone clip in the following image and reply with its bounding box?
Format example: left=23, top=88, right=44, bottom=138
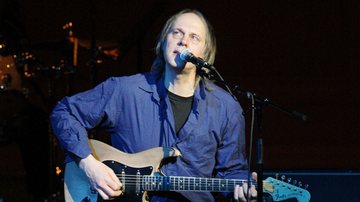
left=196, top=66, right=215, bottom=80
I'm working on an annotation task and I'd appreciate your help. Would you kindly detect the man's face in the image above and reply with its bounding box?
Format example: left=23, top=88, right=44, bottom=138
left=163, top=13, right=207, bottom=71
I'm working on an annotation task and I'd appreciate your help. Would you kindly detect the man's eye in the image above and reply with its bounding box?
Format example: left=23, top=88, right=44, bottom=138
left=172, top=31, right=183, bottom=38
left=191, top=35, right=201, bottom=43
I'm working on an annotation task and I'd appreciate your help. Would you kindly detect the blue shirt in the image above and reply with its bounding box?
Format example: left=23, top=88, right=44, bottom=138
left=51, top=72, right=248, bottom=201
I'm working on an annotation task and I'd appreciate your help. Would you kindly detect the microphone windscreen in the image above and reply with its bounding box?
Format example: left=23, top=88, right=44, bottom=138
left=180, top=48, right=191, bottom=61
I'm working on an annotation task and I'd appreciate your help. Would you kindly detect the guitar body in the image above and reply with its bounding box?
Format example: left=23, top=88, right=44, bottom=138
left=65, top=160, right=154, bottom=202
left=64, top=139, right=311, bottom=202
left=64, top=139, right=179, bottom=202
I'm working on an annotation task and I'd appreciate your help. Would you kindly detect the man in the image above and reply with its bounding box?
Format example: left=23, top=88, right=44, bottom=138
left=51, top=9, right=257, bottom=201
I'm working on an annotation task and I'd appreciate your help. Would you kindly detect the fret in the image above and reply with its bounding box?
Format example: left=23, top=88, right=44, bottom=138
left=142, top=175, right=148, bottom=191
left=190, top=177, right=194, bottom=191
left=217, top=179, right=222, bottom=191
left=216, top=179, right=221, bottom=191
left=212, top=178, right=215, bottom=191
left=136, top=170, right=141, bottom=195
left=230, top=179, right=235, bottom=191
left=166, top=176, right=171, bottom=191
left=205, top=178, right=208, bottom=191
left=152, top=176, right=157, bottom=190
left=172, top=176, right=177, bottom=191
left=195, top=178, right=200, bottom=191
left=170, top=176, right=174, bottom=190
left=210, top=178, right=214, bottom=191
left=218, top=179, right=222, bottom=192
left=190, top=177, right=193, bottom=191
left=174, top=176, right=177, bottom=190
left=235, top=179, right=239, bottom=190
left=214, top=179, right=217, bottom=191
left=151, top=176, right=155, bottom=190
left=176, top=176, right=179, bottom=191
left=121, top=169, right=126, bottom=192
left=208, top=178, right=211, bottom=191
left=213, top=178, right=218, bottom=191
left=173, top=176, right=176, bottom=190
left=184, top=177, right=189, bottom=191
left=219, top=179, right=222, bottom=191
left=183, top=177, right=186, bottom=190
left=176, top=177, right=178, bottom=190
left=179, top=177, right=184, bottom=191
left=156, top=176, right=163, bottom=191
left=150, top=176, right=154, bottom=190
left=222, top=179, right=228, bottom=192
left=149, top=176, right=153, bottom=190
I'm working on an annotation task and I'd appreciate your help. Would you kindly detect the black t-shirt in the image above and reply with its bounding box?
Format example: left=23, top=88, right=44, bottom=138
left=168, top=91, right=194, bottom=134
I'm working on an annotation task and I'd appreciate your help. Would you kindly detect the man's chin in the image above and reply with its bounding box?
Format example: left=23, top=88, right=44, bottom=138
left=172, top=61, right=186, bottom=70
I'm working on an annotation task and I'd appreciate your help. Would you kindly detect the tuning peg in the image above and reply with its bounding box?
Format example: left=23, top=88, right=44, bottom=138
left=304, top=184, right=309, bottom=190
left=286, top=177, right=292, bottom=184
left=281, top=175, right=286, bottom=181
left=292, top=179, right=298, bottom=185
left=298, top=181, right=303, bottom=188
left=275, top=173, right=279, bottom=180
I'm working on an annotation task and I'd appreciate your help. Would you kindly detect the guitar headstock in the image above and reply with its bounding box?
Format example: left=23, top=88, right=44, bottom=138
left=263, top=176, right=311, bottom=202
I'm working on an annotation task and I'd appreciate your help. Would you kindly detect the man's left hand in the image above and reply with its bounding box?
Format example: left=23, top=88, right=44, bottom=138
left=234, top=172, right=257, bottom=202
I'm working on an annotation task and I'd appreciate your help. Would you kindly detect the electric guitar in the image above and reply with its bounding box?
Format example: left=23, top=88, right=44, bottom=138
left=64, top=139, right=311, bottom=202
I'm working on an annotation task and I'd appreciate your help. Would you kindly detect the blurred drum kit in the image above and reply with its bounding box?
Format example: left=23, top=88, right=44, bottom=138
left=0, top=21, right=119, bottom=134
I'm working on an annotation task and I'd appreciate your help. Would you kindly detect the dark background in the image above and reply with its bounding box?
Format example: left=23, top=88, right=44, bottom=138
left=0, top=0, right=359, bottom=201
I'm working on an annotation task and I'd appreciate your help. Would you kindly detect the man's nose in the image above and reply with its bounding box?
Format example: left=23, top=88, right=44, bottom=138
left=178, top=36, right=189, bottom=47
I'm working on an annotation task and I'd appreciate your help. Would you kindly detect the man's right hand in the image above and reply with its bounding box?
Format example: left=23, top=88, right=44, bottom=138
left=78, top=154, right=122, bottom=200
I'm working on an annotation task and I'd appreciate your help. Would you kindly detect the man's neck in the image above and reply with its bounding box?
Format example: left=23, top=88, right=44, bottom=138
left=164, top=66, right=197, bottom=97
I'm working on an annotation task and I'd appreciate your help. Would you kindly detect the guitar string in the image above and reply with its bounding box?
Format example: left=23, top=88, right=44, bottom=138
left=115, top=180, right=249, bottom=190
left=114, top=174, right=250, bottom=182
left=115, top=176, right=253, bottom=182
left=114, top=174, right=249, bottom=182
left=113, top=174, right=257, bottom=187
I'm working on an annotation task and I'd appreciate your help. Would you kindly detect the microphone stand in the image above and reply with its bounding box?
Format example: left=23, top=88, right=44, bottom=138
left=197, top=65, right=307, bottom=202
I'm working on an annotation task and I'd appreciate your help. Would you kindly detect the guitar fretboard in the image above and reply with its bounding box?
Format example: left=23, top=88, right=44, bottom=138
left=140, top=175, right=250, bottom=192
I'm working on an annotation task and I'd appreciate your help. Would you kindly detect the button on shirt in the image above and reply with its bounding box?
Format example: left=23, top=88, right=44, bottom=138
left=51, top=72, right=248, bottom=201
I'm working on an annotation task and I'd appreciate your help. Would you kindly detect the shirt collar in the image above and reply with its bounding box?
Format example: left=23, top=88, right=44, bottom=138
left=138, top=72, right=208, bottom=106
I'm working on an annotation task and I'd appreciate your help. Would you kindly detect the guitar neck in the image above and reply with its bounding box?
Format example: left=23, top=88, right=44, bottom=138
left=139, top=175, right=252, bottom=192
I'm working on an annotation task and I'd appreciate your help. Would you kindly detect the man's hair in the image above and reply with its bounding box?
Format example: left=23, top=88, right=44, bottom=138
left=151, top=9, right=217, bottom=74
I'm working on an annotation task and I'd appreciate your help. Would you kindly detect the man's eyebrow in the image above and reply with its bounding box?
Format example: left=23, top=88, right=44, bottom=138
left=172, top=28, right=183, bottom=31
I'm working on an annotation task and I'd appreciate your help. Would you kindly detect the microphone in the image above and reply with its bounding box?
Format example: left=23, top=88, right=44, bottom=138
left=179, top=49, right=214, bottom=70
